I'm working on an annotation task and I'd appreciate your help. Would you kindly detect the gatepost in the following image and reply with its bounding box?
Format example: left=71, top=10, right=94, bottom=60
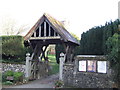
left=25, top=53, right=31, bottom=79
left=59, top=53, right=65, bottom=81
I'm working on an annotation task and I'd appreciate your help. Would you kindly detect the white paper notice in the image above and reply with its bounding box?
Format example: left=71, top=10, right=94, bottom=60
left=79, top=61, right=86, bottom=71
left=97, top=61, right=107, bottom=73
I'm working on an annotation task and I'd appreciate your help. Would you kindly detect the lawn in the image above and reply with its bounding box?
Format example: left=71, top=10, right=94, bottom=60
left=48, top=54, right=59, bottom=75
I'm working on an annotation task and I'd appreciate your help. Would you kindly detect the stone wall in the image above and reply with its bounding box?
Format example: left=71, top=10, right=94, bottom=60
left=63, top=63, right=74, bottom=87
left=62, top=55, right=112, bottom=88
left=73, top=72, right=111, bottom=88
left=2, top=61, right=50, bottom=80
left=2, top=63, right=25, bottom=73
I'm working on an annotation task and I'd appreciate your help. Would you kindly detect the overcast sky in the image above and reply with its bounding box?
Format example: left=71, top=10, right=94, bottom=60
left=0, top=0, right=119, bottom=38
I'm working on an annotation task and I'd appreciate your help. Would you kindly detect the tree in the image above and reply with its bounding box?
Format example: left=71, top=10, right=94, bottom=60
left=106, top=33, right=120, bottom=86
left=16, top=24, right=30, bottom=36
left=1, top=16, right=29, bottom=36
left=80, top=19, right=120, bottom=55
left=1, top=17, right=16, bottom=35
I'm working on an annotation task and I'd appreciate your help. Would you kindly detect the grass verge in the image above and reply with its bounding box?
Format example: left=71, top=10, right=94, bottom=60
left=48, top=54, right=59, bottom=75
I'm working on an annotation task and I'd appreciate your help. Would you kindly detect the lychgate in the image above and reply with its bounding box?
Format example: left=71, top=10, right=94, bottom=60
left=24, top=13, right=79, bottom=80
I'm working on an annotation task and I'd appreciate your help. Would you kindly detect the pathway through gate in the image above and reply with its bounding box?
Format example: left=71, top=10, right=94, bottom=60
left=7, top=73, right=59, bottom=88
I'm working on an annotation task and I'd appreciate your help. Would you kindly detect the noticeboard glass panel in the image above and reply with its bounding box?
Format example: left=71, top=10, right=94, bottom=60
left=79, top=61, right=86, bottom=71
left=87, top=60, right=96, bottom=72
left=97, top=61, right=107, bottom=73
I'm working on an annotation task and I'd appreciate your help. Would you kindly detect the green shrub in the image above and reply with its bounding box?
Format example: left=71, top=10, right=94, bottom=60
left=14, top=72, right=23, bottom=82
left=2, top=71, right=24, bottom=83
left=106, top=33, right=120, bottom=86
left=55, top=80, right=64, bottom=87
left=3, top=81, right=13, bottom=85
left=1, top=35, right=31, bottom=62
left=4, top=71, right=14, bottom=77
left=2, top=71, right=14, bottom=82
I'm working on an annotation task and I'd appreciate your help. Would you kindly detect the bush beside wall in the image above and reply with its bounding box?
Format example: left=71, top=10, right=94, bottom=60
left=1, top=35, right=30, bottom=62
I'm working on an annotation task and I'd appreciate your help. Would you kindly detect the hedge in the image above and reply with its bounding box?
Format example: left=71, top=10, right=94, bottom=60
left=1, top=35, right=30, bottom=62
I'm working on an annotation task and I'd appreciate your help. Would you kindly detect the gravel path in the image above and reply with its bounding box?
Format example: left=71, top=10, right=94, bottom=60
left=6, top=73, right=59, bottom=88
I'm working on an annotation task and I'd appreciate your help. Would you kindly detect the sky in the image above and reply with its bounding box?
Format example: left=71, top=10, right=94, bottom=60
left=0, top=0, right=119, bottom=38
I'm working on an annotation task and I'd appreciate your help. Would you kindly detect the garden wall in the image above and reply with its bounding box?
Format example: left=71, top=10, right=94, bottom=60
left=2, top=63, right=25, bottom=73
left=63, top=55, right=113, bottom=88
left=2, top=61, right=50, bottom=80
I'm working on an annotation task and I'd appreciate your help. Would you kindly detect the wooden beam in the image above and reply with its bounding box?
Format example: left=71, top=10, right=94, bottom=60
left=62, top=43, right=68, bottom=53
left=49, top=25, right=51, bottom=36
left=61, top=43, right=69, bottom=62
left=44, top=21, right=46, bottom=37
left=58, top=34, right=60, bottom=37
left=71, top=46, right=75, bottom=62
left=28, top=40, right=34, bottom=51
left=34, top=45, right=44, bottom=60
left=56, top=32, right=58, bottom=36
left=41, top=45, right=49, bottom=60
left=30, top=44, right=38, bottom=60
left=54, top=31, right=56, bottom=37
left=30, top=36, right=60, bottom=40
left=34, top=31, right=36, bottom=37
left=65, top=45, right=70, bottom=57
left=39, top=26, right=41, bottom=37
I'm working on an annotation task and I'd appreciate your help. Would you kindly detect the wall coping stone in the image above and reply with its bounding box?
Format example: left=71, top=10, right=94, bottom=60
left=74, top=55, right=106, bottom=60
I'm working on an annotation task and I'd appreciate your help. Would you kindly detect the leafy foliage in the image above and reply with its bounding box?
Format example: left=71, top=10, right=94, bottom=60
left=13, top=72, right=24, bottom=82
left=4, top=70, right=14, bottom=77
left=1, top=35, right=30, bottom=62
left=80, top=19, right=120, bottom=55
left=106, top=33, right=120, bottom=85
left=2, top=70, right=24, bottom=83
left=55, top=80, right=64, bottom=87
left=3, top=81, right=13, bottom=85
left=2, top=70, right=14, bottom=82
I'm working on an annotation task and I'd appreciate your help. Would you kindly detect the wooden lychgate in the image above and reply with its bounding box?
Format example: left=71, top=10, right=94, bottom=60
left=24, top=13, right=79, bottom=79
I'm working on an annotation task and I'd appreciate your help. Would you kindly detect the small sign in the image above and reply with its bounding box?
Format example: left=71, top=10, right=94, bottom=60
left=97, top=61, right=107, bottom=73
left=79, top=61, right=86, bottom=71
left=87, top=60, right=96, bottom=72
left=6, top=76, right=14, bottom=80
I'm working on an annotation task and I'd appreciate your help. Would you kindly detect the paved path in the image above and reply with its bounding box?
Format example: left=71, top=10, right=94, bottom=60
left=8, top=73, right=59, bottom=88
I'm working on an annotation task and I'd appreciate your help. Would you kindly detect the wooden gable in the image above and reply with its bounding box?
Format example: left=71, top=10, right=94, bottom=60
left=30, top=20, right=61, bottom=40
left=24, top=13, right=79, bottom=46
